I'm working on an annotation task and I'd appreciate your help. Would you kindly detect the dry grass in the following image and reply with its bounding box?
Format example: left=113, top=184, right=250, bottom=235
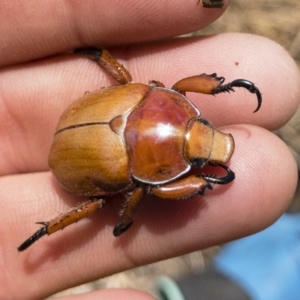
left=51, top=1, right=300, bottom=298
left=198, top=0, right=300, bottom=66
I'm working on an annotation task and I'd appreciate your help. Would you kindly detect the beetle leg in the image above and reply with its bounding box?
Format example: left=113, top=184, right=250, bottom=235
left=113, top=187, right=143, bottom=236
left=18, top=198, right=104, bottom=251
left=213, top=79, right=262, bottom=112
left=150, top=175, right=212, bottom=199
left=202, top=0, right=224, bottom=8
left=203, top=162, right=235, bottom=185
left=74, top=48, right=132, bottom=85
left=172, top=73, right=262, bottom=112
left=150, top=163, right=234, bottom=199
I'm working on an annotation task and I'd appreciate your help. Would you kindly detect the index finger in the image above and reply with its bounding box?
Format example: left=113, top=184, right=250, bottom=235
left=0, top=34, right=299, bottom=175
left=0, top=0, right=228, bottom=66
left=2, top=125, right=297, bottom=299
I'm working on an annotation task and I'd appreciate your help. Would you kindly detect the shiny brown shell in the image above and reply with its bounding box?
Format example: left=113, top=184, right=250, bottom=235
left=49, top=83, right=201, bottom=196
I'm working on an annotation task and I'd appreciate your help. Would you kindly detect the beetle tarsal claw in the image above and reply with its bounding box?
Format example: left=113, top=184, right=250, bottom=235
left=113, top=220, right=133, bottom=237
left=203, top=163, right=235, bottom=185
left=17, top=227, right=48, bottom=252
left=213, top=78, right=262, bottom=113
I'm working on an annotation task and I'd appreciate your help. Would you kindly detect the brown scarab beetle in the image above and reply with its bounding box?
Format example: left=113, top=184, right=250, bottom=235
left=18, top=48, right=262, bottom=251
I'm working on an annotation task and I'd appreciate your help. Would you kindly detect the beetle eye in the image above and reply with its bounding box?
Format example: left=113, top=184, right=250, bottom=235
left=189, top=157, right=207, bottom=168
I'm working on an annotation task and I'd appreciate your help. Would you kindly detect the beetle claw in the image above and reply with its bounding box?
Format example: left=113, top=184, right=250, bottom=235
left=204, top=163, right=235, bottom=185
left=213, top=79, right=262, bottom=113
left=113, top=221, right=133, bottom=237
left=18, top=226, right=48, bottom=252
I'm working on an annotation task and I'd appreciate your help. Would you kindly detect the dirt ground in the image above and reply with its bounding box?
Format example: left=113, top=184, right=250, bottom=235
left=50, top=1, right=300, bottom=298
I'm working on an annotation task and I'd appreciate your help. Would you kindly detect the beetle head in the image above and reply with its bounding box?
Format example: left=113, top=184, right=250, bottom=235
left=184, top=118, right=234, bottom=168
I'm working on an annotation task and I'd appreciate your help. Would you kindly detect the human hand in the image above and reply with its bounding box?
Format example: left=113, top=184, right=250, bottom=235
left=0, top=1, right=299, bottom=299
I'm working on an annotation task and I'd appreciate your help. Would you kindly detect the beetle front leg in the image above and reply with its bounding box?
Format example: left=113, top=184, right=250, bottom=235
left=172, top=73, right=262, bottom=112
left=113, top=187, right=144, bottom=236
left=150, top=163, right=235, bottom=199
left=18, top=198, right=104, bottom=251
left=74, top=48, right=132, bottom=85
left=150, top=175, right=212, bottom=200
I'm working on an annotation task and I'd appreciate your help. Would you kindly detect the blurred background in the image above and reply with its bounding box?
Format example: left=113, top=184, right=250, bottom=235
left=50, top=0, right=300, bottom=298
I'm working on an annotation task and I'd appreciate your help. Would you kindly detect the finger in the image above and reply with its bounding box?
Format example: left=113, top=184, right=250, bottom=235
left=55, top=289, right=155, bottom=300
left=2, top=125, right=297, bottom=299
left=0, top=0, right=228, bottom=66
left=0, top=33, right=299, bottom=175
left=126, top=33, right=300, bottom=128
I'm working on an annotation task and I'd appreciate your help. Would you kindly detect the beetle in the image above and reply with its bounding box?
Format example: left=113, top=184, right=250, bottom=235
left=18, top=48, right=262, bottom=251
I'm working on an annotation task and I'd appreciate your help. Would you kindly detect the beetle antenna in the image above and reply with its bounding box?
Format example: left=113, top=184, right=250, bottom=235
left=213, top=79, right=262, bottom=113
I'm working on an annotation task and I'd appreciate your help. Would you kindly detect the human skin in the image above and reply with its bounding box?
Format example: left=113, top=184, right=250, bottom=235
left=0, top=1, right=300, bottom=299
